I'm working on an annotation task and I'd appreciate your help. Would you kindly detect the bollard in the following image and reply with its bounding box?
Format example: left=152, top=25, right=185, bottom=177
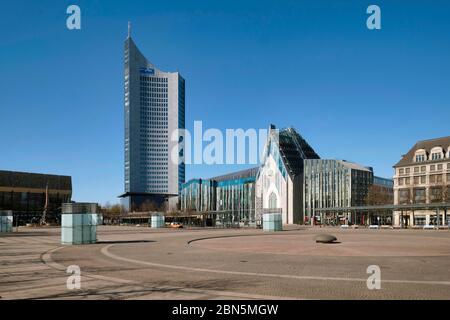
left=263, top=213, right=282, bottom=232
left=0, top=211, right=13, bottom=233
left=97, top=213, right=104, bottom=226
left=150, top=214, right=165, bottom=228
left=61, top=203, right=99, bottom=245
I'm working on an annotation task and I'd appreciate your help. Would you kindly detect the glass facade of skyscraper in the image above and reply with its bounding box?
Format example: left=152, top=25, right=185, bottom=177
left=122, top=32, right=185, bottom=211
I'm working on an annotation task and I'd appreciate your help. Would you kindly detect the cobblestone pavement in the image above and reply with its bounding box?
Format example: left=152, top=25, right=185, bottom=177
left=1, top=226, right=450, bottom=299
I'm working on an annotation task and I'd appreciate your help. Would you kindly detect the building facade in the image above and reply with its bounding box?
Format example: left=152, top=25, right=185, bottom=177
left=214, top=168, right=257, bottom=225
left=303, top=159, right=375, bottom=225
left=180, top=124, right=395, bottom=227
left=393, top=136, right=450, bottom=227
left=121, top=27, right=185, bottom=211
left=371, top=176, right=394, bottom=204
left=180, top=167, right=258, bottom=225
left=0, top=170, right=72, bottom=214
left=255, top=125, right=320, bottom=225
left=179, top=179, right=216, bottom=213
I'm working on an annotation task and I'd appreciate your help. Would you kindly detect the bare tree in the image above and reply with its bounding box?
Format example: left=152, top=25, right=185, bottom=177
left=365, top=185, right=394, bottom=205
left=430, top=185, right=450, bottom=203
left=102, top=203, right=126, bottom=219
left=140, top=200, right=171, bottom=212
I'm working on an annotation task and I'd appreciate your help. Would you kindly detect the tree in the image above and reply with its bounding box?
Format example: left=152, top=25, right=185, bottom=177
left=139, top=199, right=168, bottom=212
left=430, top=185, right=450, bottom=203
left=140, top=200, right=159, bottom=212
left=101, top=203, right=126, bottom=218
left=365, top=185, right=393, bottom=205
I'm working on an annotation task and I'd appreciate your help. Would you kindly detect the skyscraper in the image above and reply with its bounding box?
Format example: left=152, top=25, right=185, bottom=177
left=120, top=25, right=185, bottom=211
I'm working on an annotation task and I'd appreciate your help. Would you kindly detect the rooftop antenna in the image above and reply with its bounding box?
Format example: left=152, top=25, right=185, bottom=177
left=128, top=21, right=131, bottom=38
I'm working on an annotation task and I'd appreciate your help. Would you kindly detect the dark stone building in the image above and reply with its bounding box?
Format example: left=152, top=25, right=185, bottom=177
left=0, top=170, right=72, bottom=222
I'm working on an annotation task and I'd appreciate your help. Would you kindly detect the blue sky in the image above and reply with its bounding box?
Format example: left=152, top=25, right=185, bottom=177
left=1, top=0, right=449, bottom=205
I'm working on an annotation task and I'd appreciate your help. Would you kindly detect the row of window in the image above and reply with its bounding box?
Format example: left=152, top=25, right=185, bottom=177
left=139, top=164, right=167, bottom=168
left=141, top=117, right=168, bottom=122
left=140, top=109, right=167, bottom=113
left=140, top=76, right=168, bottom=83
left=140, top=99, right=168, bottom=104
left=398, top=186, right=450, bottom=204
left=397, top=173, right=450, bottom=186
left=140, top=123, right=168, bottom=128
left=139, top=172, right=168, bottom=176
left=398, top=163, right=450, bottom=175
left=0, top=191, right=71, bottom=211
left=140, top=104, right=168, bottom=108
left=140, top=93, right=168, bottom=98
left=415, top=151, right=450, bottom=162
left=140, top=84, right=168, bottom=90
left=140, top=134, right=168, bottom=138
left=139, top=146, right=168, bottom=149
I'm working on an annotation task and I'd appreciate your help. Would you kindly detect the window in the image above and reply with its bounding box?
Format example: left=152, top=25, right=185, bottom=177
left=398, top=178, right=404, bottom=186
left=421, top=176, right=426, bottom=184
left=269, top=192, right=277, bottom=209
left=413, top=176, right=420, bottom=184
left=414, top=216, right=426, bottom=226
left=415, top=154, right=425, bottom=162
left=399, top=189, right=410, bottom=204
left=431, top=153, right=442, bottom=161
left=438, top=164, right=443, bottom=170
left=414, top=188, right=426, bottom=204
left=405, top=177, right=410, bottom=185
left=430, top=174, right=443, bottom=184
left=414, top=167, right=419, bottom=173
left=431, top=165, right=436, bottom=171
left=421, top=166, right=426, bottom=173
left=430, top=175, right=436, bottom=183
left=405, top=168, right=411, bottom=174
left=399, top=168, right=404, bottom=175
left=430, top=187, right=443, bottom=203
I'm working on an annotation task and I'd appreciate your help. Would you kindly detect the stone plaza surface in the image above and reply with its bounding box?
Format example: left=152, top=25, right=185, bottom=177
left=0, top=226, right=450, bottom=300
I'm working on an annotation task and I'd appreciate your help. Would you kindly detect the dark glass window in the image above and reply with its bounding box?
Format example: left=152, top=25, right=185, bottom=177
left=399, top=189, right=410, bottom=204
left=414, top=188, right=426, bottom=204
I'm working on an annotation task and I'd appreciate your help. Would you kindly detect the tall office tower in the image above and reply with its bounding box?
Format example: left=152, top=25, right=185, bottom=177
left=120, top=25, right=185, bottom=211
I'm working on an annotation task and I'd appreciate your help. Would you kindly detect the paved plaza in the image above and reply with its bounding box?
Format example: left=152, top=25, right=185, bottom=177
left=1, top=226, right=450, bottom=300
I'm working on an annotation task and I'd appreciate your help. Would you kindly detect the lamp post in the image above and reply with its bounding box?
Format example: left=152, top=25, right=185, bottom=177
left=437, top=208, right=440, bottom=227
left=400, top=210, right=404, bottom=229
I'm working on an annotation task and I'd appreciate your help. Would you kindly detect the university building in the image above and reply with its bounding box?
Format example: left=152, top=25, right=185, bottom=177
left=393, top=136, right=450, bottom=227
left=180, top=167, right=258, bottom=226
left=180, top=124, right=393, bottom=226
left=120, top=25, right=185, bottom=211
left=303, top=160, right=393, bottom=225
left=255, top=125, right=320, bottom=224
left=181, top=124, right=322, bottom=226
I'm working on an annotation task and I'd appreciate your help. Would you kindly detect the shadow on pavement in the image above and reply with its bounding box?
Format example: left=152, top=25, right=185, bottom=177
left=96, top=240, right=155, bottom=244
